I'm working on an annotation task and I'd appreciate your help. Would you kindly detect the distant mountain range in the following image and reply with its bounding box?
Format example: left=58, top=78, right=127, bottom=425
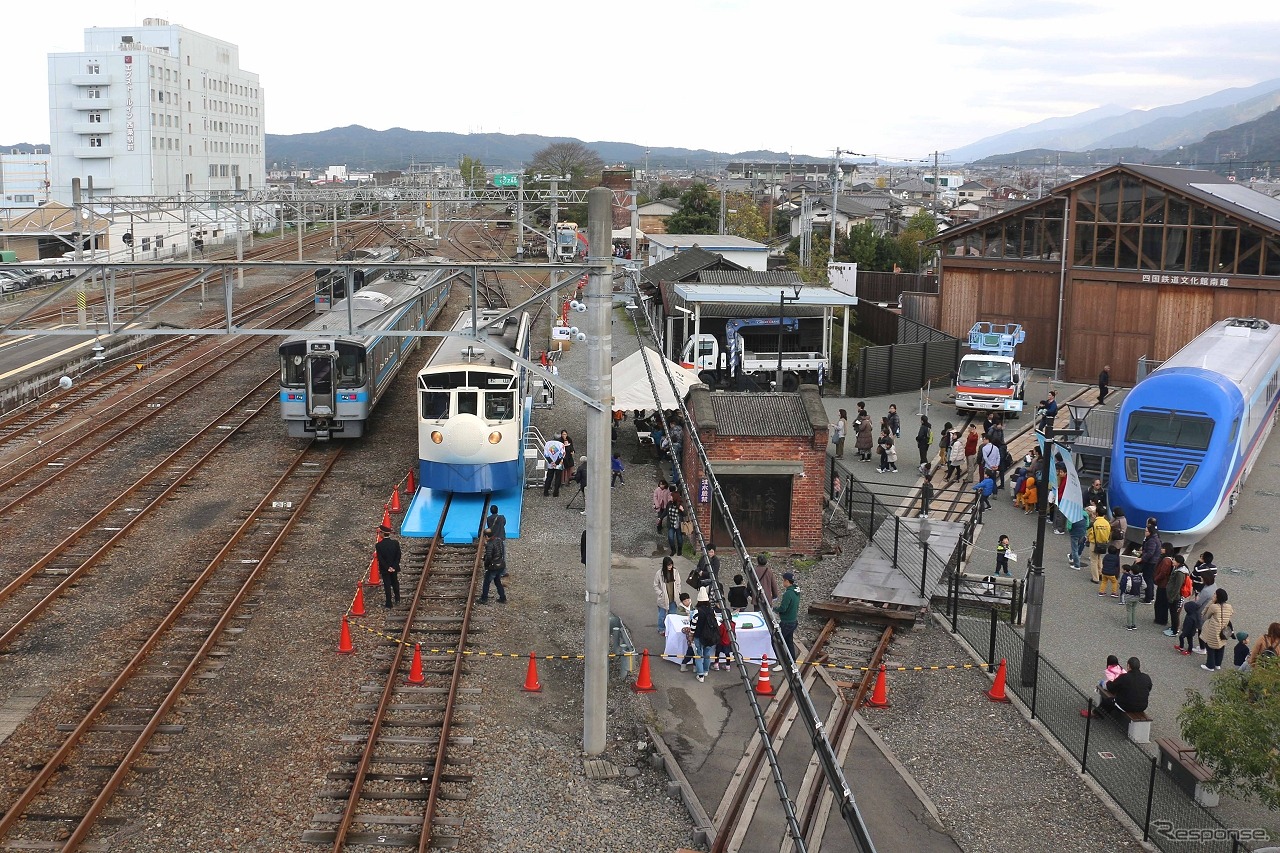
left=951, top=78, right=1280, bottom=162
left=262, top=126, right=823, bottom=172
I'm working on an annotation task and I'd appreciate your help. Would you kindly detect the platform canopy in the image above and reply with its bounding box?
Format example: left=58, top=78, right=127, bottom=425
left=612, top=346, right=699, bottom=411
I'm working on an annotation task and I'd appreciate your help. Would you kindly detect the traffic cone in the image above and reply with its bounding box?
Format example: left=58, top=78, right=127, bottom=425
left=367, top=553, right=382, bottom=586
left=390, top=488, right=402, bottom=513
left=350, top=583, right=366, bottom=617
left=521, top=652, right=543, bottom=692
left=406, top=468, right=416, bottom=494
left=338, top=615, right=355, bottom=655
left=755, top=654, right=774, bottom=696
left=987, top=658, right=1011, bottom=703
left=864, top=664, right=890, bottom=708
left=632, top=649, right=656, bottom=693
left=406, top=643, right=425, bottom=685
left=381, top=505, right=393, bottom=530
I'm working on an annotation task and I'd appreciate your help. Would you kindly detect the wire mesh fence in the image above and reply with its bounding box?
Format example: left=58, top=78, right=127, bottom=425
left=951, top=615, right=1255, bottom=852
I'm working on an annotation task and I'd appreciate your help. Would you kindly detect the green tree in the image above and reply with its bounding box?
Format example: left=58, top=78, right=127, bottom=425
left=841, top=222, right=880, bottom=268
left=895, top=209, right=939, bottom=272
left=1179, top=656, right=1280, bottom=809
left=656, top=182, right=679, bottom=200
left=725, top=193, right=766, bottom=242
left=528, top=141, right=604, bottom=187
left=458, top=155, right=487, bottom=191
left=666, top=183, right=719, bottom=234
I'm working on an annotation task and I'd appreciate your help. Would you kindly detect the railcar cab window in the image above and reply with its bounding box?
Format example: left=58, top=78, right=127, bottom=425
left=421, top=391, right=448, bottom=420
left=335, top=343, right=364, bottom=386
left=457, top=391, right=479, bottom=416
left=485, top=391, right=513, bottom=420
left=280, top=343, right=306, bottom=385
left=1125, top=411, right=1213, bottom=450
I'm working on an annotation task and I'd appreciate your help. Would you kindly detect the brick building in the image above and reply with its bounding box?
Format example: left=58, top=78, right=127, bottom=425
left=682, top=385, right=829, bottom=555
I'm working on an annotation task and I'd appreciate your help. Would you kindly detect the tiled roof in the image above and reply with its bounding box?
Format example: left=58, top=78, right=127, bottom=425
left=708, top=392, right=814, bottom=436
left=639, top=246, right=741, bottom=287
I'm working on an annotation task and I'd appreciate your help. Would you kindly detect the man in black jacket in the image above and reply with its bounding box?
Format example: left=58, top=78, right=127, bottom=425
left=478, top=529, right=507, bottom=604
left=1092, top=657, right=1152, bottom=717
left=375, top=524, right=401, bottom=608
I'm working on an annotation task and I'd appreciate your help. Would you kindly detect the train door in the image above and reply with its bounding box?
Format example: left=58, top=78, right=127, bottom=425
left=306, top=354, right=337, bottom=424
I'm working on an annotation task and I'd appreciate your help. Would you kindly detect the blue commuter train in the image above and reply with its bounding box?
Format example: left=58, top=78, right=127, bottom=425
left=1110, top=317, right=1280, bottom=549
left=314, top=246, right=401, bottom=311
left=417, top=309, right=531, bottom=493
left=280, top=268, right=452, bottom=439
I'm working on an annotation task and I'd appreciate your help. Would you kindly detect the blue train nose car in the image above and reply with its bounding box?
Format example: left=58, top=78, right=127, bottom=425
left=1110, top=318, right=1280, bottom=550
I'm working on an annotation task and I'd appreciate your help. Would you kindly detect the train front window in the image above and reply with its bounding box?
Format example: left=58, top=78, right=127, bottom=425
left=421, top=391, right=448, bottom=420
left=336, top=344, right=365, bottom=387
left=280, top=343, right=306, bottom=385
left=457, top=391, right=479, bottom=416
left=1125, top=412, right=1214, bottom=451
left=485, top=391, right=514, bottom=420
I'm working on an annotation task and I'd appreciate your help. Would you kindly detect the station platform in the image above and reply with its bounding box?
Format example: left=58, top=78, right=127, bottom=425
left=399, top=485, right=524, bottom=543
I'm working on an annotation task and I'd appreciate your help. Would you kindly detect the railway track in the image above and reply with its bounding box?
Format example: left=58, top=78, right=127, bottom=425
left=0, top=441, right=341, bottom=850
left=711, top=618, right=901, bottom=853
left=304, top=496, right=489, bottom=850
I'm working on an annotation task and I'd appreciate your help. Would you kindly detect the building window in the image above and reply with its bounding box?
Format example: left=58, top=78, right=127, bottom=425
left=88, top=135, right=103, bottom=148
left=15, top=195, right=35, bottom=203
left=209, top=165, right=217, bottom=178
left=220, top=165, right=229, bottom=177
left=86, top=86, right=102, bottom=99
left=89, top=112, right=102, bottom=123
left=87, top=62, right=100, bottom=74
left=231, top=165, right=240, bottom=177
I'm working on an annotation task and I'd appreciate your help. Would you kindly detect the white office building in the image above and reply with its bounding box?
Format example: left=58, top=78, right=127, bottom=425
left=1, top=151, right=54, bottom=210
left=47, top=18, right=265, bottom=201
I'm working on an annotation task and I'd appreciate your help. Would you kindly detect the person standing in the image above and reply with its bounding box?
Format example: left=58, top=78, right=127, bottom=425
left=727, top=574, right=752, bottom=613
left=979, top=436, right=1001, bottom=485
left=478, top=529, right=507, bottom=604
left=610, top=452, right=625, bottom=487
left=915, top=415, right=932, bottom=467
left=1098, top=365, right=1111, bottom=404
left=754, top=553, right=779, bottom=605
left=487, top=504, right=508, bottom=576
left=1164, top=554, right=1191, bottom=637
left=666, top=496, right=686, bottom=556
left=919, top=471, right=935, bottom=519
left=1136, top=519, right=1162, bottom=603
left=855, top=415, right=874, bottom=462
left=1110, top=506, right=1128, bottom=546
left=1098, top=546, right=1121, bottom=597
left=1041, top=390, right=1059, bottom=437
left=833, top=409, right=847, bottom=458
left=1085, top=479, right=1108, bottom=517
left=972, top=471, right=996, bottom=510
left=542, top=437, right=565, bottom=497
left=1152, top=544, right=1175, bottom=626
left=774, top=572, right=800, bottom=662
left=887, top=404, right=901, bottom=437
left=375, top=524, right=401, bottom=608
left=1086, top=507, right=1111, bottom=583
left=877, top=427, right=897, bottom=473
left=558, top=430, right=576, bottom=487
left=1248, top=622, right=1280, bottom=666
left=1068, top=512, right=1089, bottom=572
left=1198, top=588, right=1234, bottom=672
left=988, top=416, right=1009, bottom=491
left=689, top=588, right=720, bottom=682
left=946, top=431, right=966, bottom=484
left=653, top=478, right=671, bottom=531
left=654, top=556, right=676, bottom=634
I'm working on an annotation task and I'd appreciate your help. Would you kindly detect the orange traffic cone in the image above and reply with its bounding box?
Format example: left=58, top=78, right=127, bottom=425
left=632, top=649, right=656, bottom=693
left=381, top=505, right=393, bottom=530
left=390, top=488, right=402, bottom=513
left=987, top=658, right=1011, bottom=703
left=367, top=553, right=382, bottom=586
left=864, top=664, right=890, bottom=708
left=350, top=583, right=366, bottom=617
left=406, top=468, right=416, bottom=494
left=755, top=654, right=774, bottom=696
left=521, top=652, right=543, bottom=692
left=406, top=643, right=425, bottom=685
left=338, top=615, right=355, bottom=655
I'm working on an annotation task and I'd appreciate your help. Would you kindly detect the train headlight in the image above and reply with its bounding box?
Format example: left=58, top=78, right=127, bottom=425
left=1173, top=464, right=1198, bottom=489
left=488, top=431, right=502, bottom=445
left=431, top=430, right=443, bottom=444
left=1124, top=456, right=1138, bottom=482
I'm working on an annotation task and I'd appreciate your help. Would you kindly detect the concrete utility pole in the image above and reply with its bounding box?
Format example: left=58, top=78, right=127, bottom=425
left=829, top=149, right=841, bottom=262
left=71, top=179, right=86, bottom=329
left=516, top=176, right=525, bottom=260
left=583, top=187, right=613, bottom=756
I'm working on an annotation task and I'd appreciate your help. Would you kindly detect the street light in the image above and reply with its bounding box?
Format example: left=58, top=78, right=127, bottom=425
left=776, top=284, right=803, bottom=390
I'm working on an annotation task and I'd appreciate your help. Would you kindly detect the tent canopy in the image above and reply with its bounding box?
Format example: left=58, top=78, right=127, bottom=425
left=611, top=347, right=699, bottom=411
left=612, top=227, right=647, bottom=241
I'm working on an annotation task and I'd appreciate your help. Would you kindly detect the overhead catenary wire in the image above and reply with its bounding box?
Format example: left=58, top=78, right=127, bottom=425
left=625, top=282, right=876, bottom=853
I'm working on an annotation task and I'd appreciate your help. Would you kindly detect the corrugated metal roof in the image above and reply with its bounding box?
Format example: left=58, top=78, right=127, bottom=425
left=698, top=270, right=803, bottom=286
left=709, top=392, right=813, bottom=436
left=673, top=282, right=859, bottom=307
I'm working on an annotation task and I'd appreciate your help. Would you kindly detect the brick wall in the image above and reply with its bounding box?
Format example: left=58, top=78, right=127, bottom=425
left=681, top=423, right=829, bottom=556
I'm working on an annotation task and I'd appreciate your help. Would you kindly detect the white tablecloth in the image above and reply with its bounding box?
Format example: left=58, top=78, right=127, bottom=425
left=661, top=611, right=773, bottom=665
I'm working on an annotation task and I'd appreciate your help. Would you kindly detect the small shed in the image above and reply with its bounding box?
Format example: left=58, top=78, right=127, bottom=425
left=647, top=234, right=770, bottom=271
left=682, top=386, right=829, bottom=554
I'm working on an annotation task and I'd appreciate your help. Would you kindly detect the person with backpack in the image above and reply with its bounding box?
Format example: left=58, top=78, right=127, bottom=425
left=1248, top=622, right=1280, bottom=667
left=1163, top=555, right=1192, bottom=637
left=688, top=587, right=721, bottom=682
left=1119, top=564, right=1146, bottom=630
left=915, top=415, right=932, bottom=467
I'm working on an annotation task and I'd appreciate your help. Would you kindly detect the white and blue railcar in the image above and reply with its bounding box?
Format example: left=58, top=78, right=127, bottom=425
left=280, top=268, right=451, bottom=439
left=314, top=245, right=401, bottom=311
left=1110, top=317, right=1280, bottom=549
left=417, top=309, right=531, bottom=493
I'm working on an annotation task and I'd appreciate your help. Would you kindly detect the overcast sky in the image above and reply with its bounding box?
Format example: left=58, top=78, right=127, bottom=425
left=6, top=0, right=1280, bottom=162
